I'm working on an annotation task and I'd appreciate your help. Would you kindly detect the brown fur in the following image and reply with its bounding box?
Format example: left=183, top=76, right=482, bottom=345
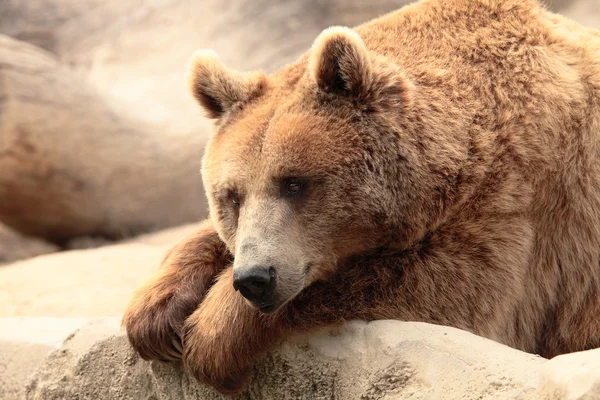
left=124, top=0, right=600, bottom=394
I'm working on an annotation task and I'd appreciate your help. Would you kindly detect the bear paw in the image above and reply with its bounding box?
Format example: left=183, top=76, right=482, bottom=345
left=123, top=295, right=190, bottom=362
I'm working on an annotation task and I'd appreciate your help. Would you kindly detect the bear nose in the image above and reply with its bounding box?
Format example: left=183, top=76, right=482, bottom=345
left=233, top=266, right=276, bottom=302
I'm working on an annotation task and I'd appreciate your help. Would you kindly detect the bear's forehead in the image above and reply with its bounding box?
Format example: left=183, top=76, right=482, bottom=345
left=206, top=91, right=366, bottom=181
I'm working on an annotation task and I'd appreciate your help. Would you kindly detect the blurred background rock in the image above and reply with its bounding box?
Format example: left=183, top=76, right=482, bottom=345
left=0, top=0, right=598, bottom=316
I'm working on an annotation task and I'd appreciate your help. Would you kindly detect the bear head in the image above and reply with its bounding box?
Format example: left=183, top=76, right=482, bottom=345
left=187, top=27, right=466, bottom=313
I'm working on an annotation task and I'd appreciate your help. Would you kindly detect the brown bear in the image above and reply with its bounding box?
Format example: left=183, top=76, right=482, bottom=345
left=123, top=0, right=600, bottom=394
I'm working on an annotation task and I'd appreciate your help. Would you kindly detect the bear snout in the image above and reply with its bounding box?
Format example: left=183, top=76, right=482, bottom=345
left=232, top=265, right=277, bottom=312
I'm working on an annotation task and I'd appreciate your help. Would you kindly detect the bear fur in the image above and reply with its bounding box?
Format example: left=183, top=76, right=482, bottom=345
left=123, top=0, right=600, bottom=394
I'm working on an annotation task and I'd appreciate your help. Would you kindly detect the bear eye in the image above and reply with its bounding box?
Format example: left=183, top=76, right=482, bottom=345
left=227, top=190, right=241, bottom=208
left=282, top=178, right=306, bottom=197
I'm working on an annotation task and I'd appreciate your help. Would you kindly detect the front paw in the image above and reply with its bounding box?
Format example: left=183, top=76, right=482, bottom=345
left=123, top=292, right=191, bottom=362
left=122, top=270, right=209, bottom=362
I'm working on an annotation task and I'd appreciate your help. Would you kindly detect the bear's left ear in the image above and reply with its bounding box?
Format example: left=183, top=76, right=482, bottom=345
left=309, top=26, right=412, bottom=109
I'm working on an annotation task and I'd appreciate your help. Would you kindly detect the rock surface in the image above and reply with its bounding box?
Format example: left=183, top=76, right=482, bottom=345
left=1, top=317, right=598, bottom=400
left=0, top=222, right=58, bottom=264
left=0, top=317, right=87, bottom=400
left=0, top=224, right=199, bottom=317
left=0, top=35, right=208, bottom=240
left=539, top=349, right=600, bottom=399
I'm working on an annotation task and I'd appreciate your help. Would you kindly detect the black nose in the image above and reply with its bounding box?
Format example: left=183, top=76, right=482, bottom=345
left=233, top=266, right=275, bottom=302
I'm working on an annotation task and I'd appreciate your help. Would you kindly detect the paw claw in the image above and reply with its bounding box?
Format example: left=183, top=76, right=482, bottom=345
left=123, top=312, right=185, bottom=363
left=172, top=337, right=184, bottom=353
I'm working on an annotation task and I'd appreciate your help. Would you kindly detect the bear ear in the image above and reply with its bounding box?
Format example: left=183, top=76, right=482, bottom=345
left=309, top=27, right=413, bottom=109
left=186, top=50, right=266, bottom=119
left=309, top=27, right=373, bottom=99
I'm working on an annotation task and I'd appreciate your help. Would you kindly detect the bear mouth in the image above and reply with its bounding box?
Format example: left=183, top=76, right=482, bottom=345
left=258, top=304, right=277, bottom=313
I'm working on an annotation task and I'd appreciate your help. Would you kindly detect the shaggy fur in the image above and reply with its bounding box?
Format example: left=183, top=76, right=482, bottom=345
left=123, top=0, right=600, bottom=394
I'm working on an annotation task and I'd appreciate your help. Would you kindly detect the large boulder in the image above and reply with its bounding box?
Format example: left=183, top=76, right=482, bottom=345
left=0, top=35, right=207, bottom=240
left=1, top=318, right=598, bottom=400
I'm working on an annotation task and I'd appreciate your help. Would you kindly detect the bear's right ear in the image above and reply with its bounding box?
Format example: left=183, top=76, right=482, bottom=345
left=309, top=27, right=413, bottom=110
left=186, top=50, right=266, bottom=120
left=309, top=27, right=372, bottom=98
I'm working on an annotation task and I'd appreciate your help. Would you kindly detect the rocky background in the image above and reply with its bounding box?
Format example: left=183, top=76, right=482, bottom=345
left=0, top=1, right=599, bottom=399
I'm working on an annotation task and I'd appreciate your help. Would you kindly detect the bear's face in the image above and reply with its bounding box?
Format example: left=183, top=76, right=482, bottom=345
left=189, top=28, right=459, bottom=312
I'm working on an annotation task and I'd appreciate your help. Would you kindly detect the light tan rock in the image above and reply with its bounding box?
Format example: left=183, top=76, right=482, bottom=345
left=0, top=222, right=58, bottom=264
left=0, top=35, right=208, bottom=240
left=0, top=318, right=87, bottom=400
left=17, top=319, right=540, bottom=400
left=537, top=348, right=600, bottom=400
left=0, top=223, right=199, bottom=317
left=4, top=317, right=595, bottom=400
